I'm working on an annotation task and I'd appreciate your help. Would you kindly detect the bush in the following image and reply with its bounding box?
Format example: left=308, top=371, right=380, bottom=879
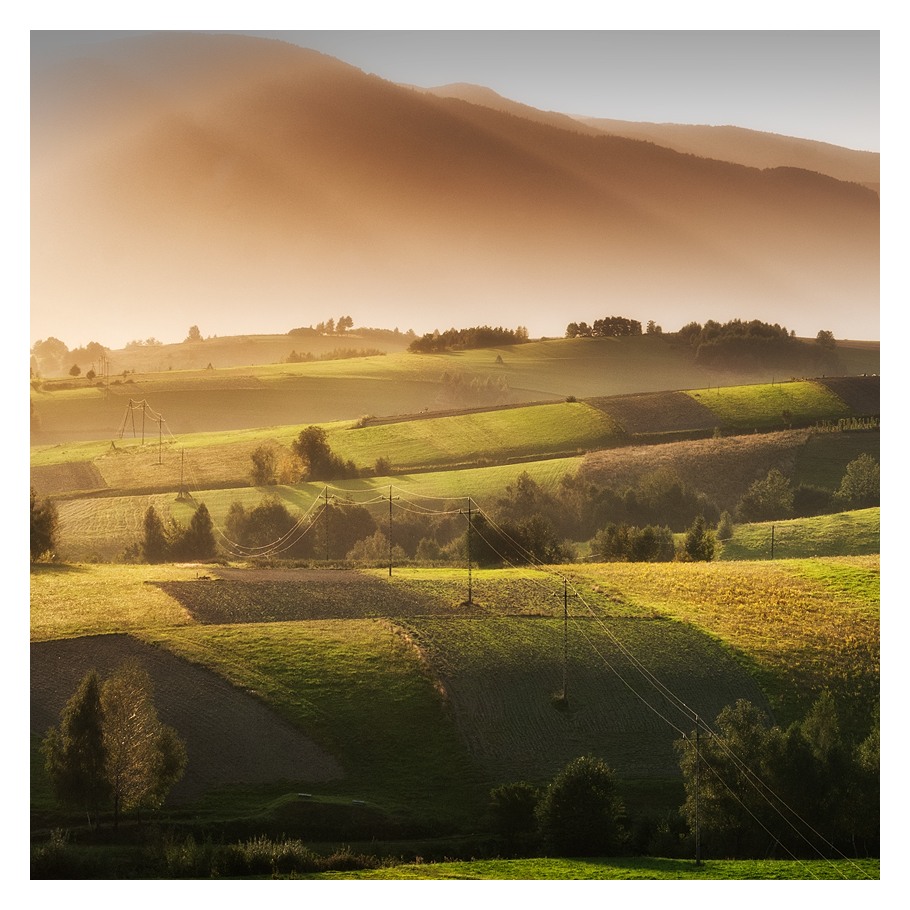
left=833, top=454, right=879, bottom=509
left=682, top=515, right=715, bottom=562
left=716, top=511, right=734, bottom=540
left=736, top=468, right=794, bottom=522
left=535, top=755, right=625, bottom=856
left=490, top=781, right=540, bottom=842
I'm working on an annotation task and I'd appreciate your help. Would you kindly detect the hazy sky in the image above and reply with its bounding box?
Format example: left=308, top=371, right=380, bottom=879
left=31, top=29, right=880, bottom=151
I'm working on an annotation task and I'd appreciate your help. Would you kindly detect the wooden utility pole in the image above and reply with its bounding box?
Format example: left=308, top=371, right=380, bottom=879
left=466, top=498, right=473, bottom=605
left=695, top=719, right=702, bottom=866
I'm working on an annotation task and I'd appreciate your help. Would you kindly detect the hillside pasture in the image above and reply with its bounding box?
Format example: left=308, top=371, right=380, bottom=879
left=31, top=337, right=880, bottom=446
left=719, top=509, right=880, bottom=560
left=685, top=380, right=851, bottom=432
left=400, top=614, right=772, bottom=784
left=48, top=458, right=584, bottom=561
left=565, top=557, right=879, bottom=727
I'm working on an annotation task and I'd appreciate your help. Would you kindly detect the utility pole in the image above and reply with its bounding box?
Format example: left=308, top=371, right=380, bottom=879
left=695, top=718, right=702, bottom=866
left=466, top=498, right=473, bottom=605
left=387, top=486, right=399, bottom=577
left=555, top=578, right=579, bottom=704
left=770, top=525, right=775, bottom=560
left=324, top=487, right=330, bottom=562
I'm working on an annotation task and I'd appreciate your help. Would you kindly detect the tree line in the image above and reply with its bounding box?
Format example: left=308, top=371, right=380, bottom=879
left=408, top=325, right=529, bottom=353
left=565, top=316, right=643, bottom=338
left=488, top=691, right=878, bottom=860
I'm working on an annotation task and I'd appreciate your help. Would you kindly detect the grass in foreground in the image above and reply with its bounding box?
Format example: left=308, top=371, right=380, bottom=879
left=312, top=855, right=879, bottom=880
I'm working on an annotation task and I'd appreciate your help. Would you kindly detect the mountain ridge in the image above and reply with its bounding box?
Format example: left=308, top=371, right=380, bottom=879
left=31, top=32, right=879, bottom=348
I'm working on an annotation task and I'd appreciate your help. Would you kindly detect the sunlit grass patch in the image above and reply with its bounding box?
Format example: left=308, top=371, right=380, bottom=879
left=719, top=508, right=879, bottom=560
left=685, top=380, right=851, bottom=431
left=30, top=563, right=197, bottom=641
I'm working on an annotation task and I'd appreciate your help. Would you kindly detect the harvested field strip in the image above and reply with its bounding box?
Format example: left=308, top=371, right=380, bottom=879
left=157, top=571, right=477, bottom=624
left=685, top=380, right=850, bottom=431
left=30, top=461, right=107, bottom=496
left=579, top=430, right=811, bottom=511
left=30, top=634, right=343, bottom=803
left=815, top=375, right=879, bottom=414
left=587, top=390, right=718, bottom=434
left=564, top=557, right=879, bottom=725
left=400, top=615, right=772, bottom=783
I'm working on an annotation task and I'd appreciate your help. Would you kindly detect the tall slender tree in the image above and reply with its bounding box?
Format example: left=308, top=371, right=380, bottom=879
left=42, top=671, right=110, bottom=828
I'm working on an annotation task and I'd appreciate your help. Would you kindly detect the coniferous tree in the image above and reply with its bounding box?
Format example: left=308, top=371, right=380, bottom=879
left=42, top=671, right=110, bottom=828
left=142, top=505, right=169, bottom=563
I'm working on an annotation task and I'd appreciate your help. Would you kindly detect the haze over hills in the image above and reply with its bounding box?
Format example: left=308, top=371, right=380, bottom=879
left=31, top=32, right=879, bottom=349
left=423, top=83, right=880, bottom=190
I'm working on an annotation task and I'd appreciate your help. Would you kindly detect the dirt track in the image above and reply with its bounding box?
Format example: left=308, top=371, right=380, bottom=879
left=31, top=634, right=344, bottom=803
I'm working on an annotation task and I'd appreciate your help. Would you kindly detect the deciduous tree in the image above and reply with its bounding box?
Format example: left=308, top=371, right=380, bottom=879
left=30, top=486, right=59, bottom=561
left=535, top=755, right=625, bottom=856
left=101, top=662, right=187, bottom=828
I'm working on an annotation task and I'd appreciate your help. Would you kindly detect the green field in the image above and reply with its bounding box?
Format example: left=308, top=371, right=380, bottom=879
left=685, top=380, right=850, bottom=431
left=719, top=508, right=880, bottom=560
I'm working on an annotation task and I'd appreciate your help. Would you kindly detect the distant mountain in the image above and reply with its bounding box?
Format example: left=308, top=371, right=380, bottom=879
left=424, top=83, right=880, bottom=190
left=31, top=32, right=879, bottom=348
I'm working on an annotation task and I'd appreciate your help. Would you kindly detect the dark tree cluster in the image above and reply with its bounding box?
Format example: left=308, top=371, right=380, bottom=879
left=565, top=316, right=643, bottom=338
left=408, top=325, right=529, bottom=353
left=735, top=455, right=879, bottom=523
left=139, top=502, right=216, bottom=563
left=676, top=695, right=879, bottom=859
left=490, top=756, right=626, bottom=856
left=591, top=523, right=676, bottom=563
left=676, top=318, right=839, bottom=372
left=291, top=426, right=359, bottom=481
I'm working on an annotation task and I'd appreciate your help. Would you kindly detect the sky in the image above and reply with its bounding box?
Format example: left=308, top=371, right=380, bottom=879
left=30, top=29, right=880, bottom=151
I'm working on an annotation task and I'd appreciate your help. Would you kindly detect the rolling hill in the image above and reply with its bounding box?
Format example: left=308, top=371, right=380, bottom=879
left=424, top=83, right=880, bottom=189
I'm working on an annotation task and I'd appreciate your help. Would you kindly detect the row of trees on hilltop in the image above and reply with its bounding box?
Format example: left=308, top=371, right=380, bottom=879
left=565, top=316, right=643, bottom=338
left=677, top=318, right=840, bottom=371
left=408, top=325, right=529, bottom=353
